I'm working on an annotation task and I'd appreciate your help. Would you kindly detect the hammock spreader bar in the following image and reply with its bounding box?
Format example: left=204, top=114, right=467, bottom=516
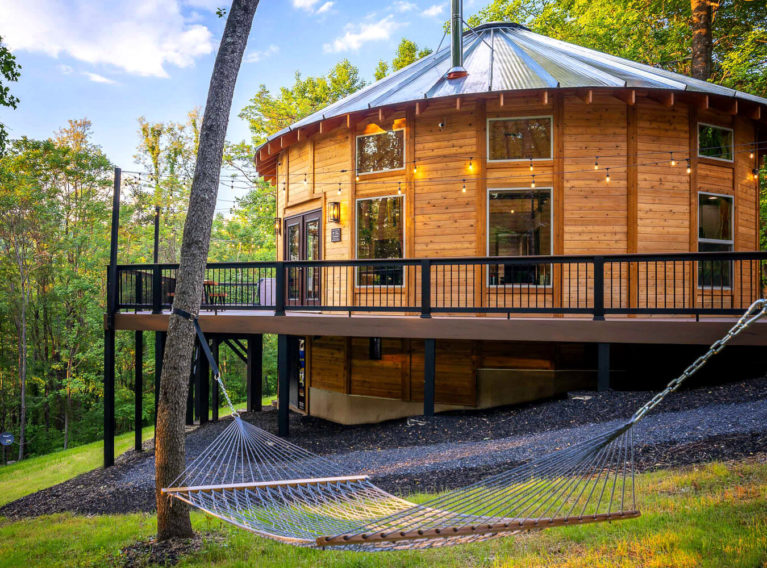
left=162, top=299, right=766, bottom=550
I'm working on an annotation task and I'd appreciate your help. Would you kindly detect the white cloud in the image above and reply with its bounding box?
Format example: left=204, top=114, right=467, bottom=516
left=323, top=15, right=402, bottom=53
left=83, top=71, right=117, bottom=84
left=422, top=4, right=444, bottom=17
left=394, top=1, right=417, bottom=11
left=182, top=0, right=221, bottom=11
left=292, top=0, right=320, bottom=11
left=316, top=1, right=334, bottom=15
left=245, top=44, right=280, bottom=63
left=0, top=0, right=214, bottom=78
left=57, top=64, right=74, bottom=75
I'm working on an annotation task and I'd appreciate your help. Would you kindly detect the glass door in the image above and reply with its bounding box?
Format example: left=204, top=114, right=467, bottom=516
left=284, top=210, right=321, bottom=306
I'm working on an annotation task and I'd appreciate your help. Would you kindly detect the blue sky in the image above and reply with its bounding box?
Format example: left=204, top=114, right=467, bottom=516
left=0, top=0, right=483, bottom=202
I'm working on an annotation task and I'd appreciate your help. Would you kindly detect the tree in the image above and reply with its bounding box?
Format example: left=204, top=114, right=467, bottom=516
left=373, top=38, right=433, bottom=81
left=0, top=35, right=21, bottom=154
left=691, top=0, right=716, bottom=80
left=239, top=60, right=365, bottom=144
left=155, top=0, right=260, bottom=541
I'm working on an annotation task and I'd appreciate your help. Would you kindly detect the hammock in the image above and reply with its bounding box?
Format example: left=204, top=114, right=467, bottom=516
left=162, top=300, right=766, bottom=550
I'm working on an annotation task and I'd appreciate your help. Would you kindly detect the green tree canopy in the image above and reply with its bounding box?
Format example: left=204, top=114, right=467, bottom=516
left=374, top=38, right=433, bottom=80
left=0, top=35, right=21, bottom=154
left=239, top=60, right=366, bottom=144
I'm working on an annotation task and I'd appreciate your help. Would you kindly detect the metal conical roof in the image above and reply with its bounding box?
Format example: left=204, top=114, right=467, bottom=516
left=261, top=22, right=766, bottom=147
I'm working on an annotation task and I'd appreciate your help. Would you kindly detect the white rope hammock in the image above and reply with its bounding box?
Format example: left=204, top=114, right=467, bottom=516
left=162, top=299, right=766, bottom=550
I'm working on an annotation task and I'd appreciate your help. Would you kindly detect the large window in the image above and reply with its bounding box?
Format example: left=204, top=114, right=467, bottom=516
left=356, top=195, right=404, bottom=286
left=488, top=189, right=552, bottom=285
left=698, top=192, right=733, bottom=288
left=698, top=123, right=733, bottom=162
left=356, top=129, right=405, bottom=175
left=488, top=117, right=553, bottom=162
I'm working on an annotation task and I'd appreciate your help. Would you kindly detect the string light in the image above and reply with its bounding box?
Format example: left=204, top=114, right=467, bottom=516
left=461, top=179, right=466, bottom=193
left=529, top=158, right=534, bottom=172
left=337, top=182, right=342, bottom=195
left=397, top=181, right=402, bottom=194
left=686, top=159, right=691, bottom=175
left=413, top=162, right=418, bottom=174
left=468, top=158, right=474, bottom=172
left=605, top=168, right=610, bottom=183
left=531, top=175, right=536, bottom=189
left=750, top=151, right=755, bottom=159
left=303, top=173, right=308, bottom=186
left=355, top=172, right=360, bottom=182
left=594, top=156, right=599, bottom=170
left=670, top=152, right=676, bottom=166
left=753, top=168, right=759, bottom=181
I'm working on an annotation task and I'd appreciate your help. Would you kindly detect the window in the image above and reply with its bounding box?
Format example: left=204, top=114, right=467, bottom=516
left=356, top=129, right=405, bottom=174
left=698, top=123, right=733, bottom=162
left=356, top=196, right=404, bottom=286
left=698, top=192, right=733, bottom=288
left=488, top=189, right=552, bottom=285
left=488, top=117, right=553, bottom=162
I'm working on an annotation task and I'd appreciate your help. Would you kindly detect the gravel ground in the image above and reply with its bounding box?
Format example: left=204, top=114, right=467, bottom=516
left=2, top=377, right=766, bottom=518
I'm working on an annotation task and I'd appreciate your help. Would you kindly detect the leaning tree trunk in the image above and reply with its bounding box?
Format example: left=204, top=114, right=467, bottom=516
left=690, top=0, right=714, bottom=80
left=155, top=0, right=260, bottom=541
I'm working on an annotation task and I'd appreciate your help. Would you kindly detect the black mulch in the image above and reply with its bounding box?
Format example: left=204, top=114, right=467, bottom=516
left=2, top=376, right=766, bottom=519
left=120, top=533, right=222, bottom=567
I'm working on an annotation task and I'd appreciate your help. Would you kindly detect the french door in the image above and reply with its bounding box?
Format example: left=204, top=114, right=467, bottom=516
left=284, top=210, right=321, bottom=306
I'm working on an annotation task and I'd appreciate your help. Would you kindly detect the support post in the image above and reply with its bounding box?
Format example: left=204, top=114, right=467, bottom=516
left=421, top=259, right=432, bottom=318
left=211, top=337, right=220, bottom=421
left=424, top=338, right=436, bottom=417
left=104, top=328, right=115, bottom=467
left=275, top=262, right=286, bottom=316
left=597, top=343, right=610, bottom=391
left=186, top=343, right=196, bottom=425
left=154, top=331, right=166, bottom=429
left=134, top=330, right=143, bottom=452
left=196, top=338, right=209, bottom=425
left=153, top=205, right=160, bottom=264
left=278, top=334, right=290, bottom=436
left=247, top=334, right=263, bottom=412
left=104, top=167, right=120, bottom=468
left=593, top=256, right=605, bottom=321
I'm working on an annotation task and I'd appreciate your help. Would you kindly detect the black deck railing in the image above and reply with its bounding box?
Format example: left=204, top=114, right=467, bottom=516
left=113, top=251, right=767, bottom=318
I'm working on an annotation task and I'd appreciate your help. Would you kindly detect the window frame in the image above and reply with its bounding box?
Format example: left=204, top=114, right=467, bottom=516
left=696, top=190, right=734, bottom=290
left=354, top=193, right=406, bottom=289
left=697, top=122, right=734, bottom=163
left=355, top=127, right=407, bottom=176
left=485, top=186, right=554, bottom=288
left=486, top=115, right=555, bottom=163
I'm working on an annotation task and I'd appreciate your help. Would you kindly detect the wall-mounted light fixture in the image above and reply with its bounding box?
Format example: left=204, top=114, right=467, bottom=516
left=274, top=217, right=282, bottom=235
left=327, top=201, right=341, bottom=224
left=369, top=337, right=382, bottom=360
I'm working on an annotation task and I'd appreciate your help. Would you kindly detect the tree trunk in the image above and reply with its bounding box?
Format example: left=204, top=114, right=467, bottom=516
left=17, top=288, right=26, bottom=462
left=154, top=0, right=260, bottom=541
left=690, top=0, right=714, bottom=80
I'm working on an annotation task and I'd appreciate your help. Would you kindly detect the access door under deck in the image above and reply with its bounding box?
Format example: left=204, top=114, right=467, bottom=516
left=284, top=210, right=321, bottom=306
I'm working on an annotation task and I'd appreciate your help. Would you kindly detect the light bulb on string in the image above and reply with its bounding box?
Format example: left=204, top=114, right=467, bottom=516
left=468, top=158, right=474, bottom=172
left=531, top=175, right=536, bottom=189
left=355, top=172, right=360, bottom=182
left=461, top=179, right=466, bottom=193
left=670, top=152, right=676, bottom=166
left=686, top=159, right=691, bottom=175
left=529, top=158, right=534, bottom=172
left=303, top=173, right=308, bottom=186
left=750, top=150, right=755, bottom=160
left=337, top=182, right=342, bottom=195
left=605, top=168, right=611, bottom=183
left=398, top=182, right=402, bottom=195
left=413, top=162, right=417, bottom=174
left=594, top=156, right=599, bottom=170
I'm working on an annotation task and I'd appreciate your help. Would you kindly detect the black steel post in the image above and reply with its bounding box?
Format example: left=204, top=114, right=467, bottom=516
left=424, top=338, right=436, bottom=417
left=104, top=167, right=121, bottom=468
left=421, top=259, right=432, bottom=318
left=278, top=334, right=290, bottom=436
left=211, top=337, right=220, bottom=421
left=154, top=331, right=165, bottom=430
left=275, top=262, right=286, bottom=316
left=134, top=330, right=143, bottom=452
left=152, top=264, right=162, bottom=314
left=247, top=334, right=263, bottom=412
left=597, top=343, right=610, bottom=391
left=153, top=205, right=160, bottom=264
left=593, top=256, right=605, bottom=320
left=197, top=338, right=209, bottom=425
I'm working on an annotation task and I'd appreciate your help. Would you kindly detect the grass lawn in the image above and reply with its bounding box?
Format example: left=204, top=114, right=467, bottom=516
left=0, top=397, right=275, bottom=508
left=0, top=459, right=765, bottom=567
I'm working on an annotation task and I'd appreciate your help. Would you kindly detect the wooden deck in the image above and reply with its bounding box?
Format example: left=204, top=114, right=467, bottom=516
left=113, top=310, right=767, bottom=346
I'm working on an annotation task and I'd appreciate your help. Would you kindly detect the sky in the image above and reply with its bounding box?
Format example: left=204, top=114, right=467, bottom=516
left=0, top=0, right=482, bottom=204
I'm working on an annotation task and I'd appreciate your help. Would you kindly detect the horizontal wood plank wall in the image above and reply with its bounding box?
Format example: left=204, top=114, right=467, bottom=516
left=350, top=338, right=407, bottom=398
left=735, top=117, right=757, bottom=250
left=286, top=142, right=312, bottom=204
left=310, top=336, right=348, bottom=393
left=410, top=339, right=476, bottom=405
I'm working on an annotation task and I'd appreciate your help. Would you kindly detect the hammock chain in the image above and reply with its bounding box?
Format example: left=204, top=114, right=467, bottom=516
left=629, top=298, right=767, bottom=424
